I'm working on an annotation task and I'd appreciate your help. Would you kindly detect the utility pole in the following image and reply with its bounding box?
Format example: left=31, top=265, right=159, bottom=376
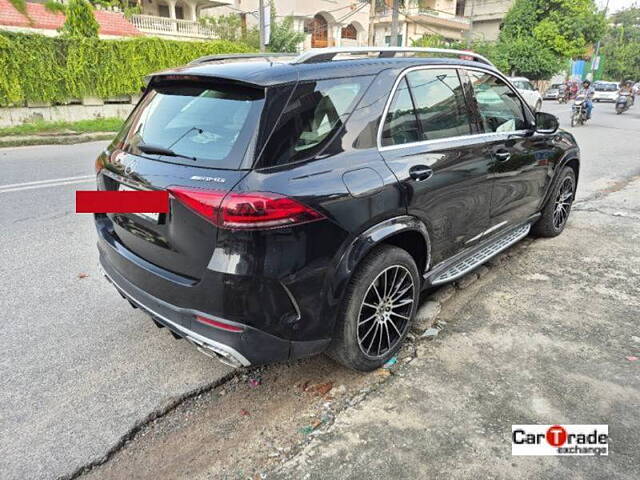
left=467, top=0, right=475, bottom=41
left=259, top=0, right=265, bottom=52
left=368, top=0, right=376, bottom=46
left=390, top=0, right=400, bottom=46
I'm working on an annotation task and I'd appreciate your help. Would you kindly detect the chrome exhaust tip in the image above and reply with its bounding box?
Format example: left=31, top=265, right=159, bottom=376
left=185, top=336, right=244, bottom=369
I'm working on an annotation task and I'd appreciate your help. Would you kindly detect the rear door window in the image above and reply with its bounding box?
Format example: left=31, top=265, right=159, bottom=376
left=405, top=69, right=472, bottom=141
left=115, top=81, right=265, bottom=169
left=259, top=76, right=372, bottom=167
left=380, top=77, right=421, bottom=147
left=381, top=68, right=472, bottom=146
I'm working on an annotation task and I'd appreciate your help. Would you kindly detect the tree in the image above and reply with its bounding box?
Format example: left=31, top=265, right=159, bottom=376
left=199, top=14, right=243, bottom=42
left=497, top=0, right=606, bottom=79
left=243, top=7, right=304, bottom=53
left=600, top=5, right=640, bottom=81
left=59, top=0, right=99, bottom=38
left=267, top=15, right=304, bottom=53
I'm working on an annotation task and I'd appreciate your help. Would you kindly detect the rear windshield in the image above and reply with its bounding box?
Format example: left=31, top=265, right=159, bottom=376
left=595, top=83, right=617, bottom=91
left=114, top=81, right=265, bottom=169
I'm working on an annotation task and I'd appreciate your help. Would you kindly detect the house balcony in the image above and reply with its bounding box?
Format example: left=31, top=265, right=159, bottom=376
left=130, top=0, right=230, bottom=40
left=375, top=3, right=470, bottom=32
left=130, top=14, right=217, bottom=39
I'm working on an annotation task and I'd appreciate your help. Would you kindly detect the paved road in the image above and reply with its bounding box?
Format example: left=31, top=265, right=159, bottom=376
left=0, top=143, right=232, bottom=480
left=0, top=101, right=638, bottom=479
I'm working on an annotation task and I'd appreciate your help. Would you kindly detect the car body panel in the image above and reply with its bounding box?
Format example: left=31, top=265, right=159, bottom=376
left=94, top=54, right=580, bottom=366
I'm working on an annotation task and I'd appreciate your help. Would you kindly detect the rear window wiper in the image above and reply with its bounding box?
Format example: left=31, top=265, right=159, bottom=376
left=137, top=142, right=197, bottom=161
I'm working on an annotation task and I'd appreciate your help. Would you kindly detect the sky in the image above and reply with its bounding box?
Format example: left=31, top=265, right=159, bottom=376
left=597, top=0, right=638, bottom=13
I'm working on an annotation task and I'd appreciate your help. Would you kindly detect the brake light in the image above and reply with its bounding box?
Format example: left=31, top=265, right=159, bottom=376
left=195, top=315, right=244, bottom=332
left=169, top=187, right=225, bottom=221
left=167, top=187, right=325, bottom=230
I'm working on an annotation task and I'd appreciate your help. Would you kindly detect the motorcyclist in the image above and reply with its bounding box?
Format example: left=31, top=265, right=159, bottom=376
left=620, top=80, right=634, bottom=105
left=576, top=80, right=594, bottom=119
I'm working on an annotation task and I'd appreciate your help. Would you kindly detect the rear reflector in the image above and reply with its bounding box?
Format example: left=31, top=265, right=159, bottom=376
left=195, top=315, right=244, bottom=332
left=167, top=187, right=324, bottom=230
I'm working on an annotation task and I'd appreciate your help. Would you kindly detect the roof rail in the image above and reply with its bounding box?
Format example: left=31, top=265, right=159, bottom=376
left=293, top=47, right=494, bottom=67
left=189, top=53, right=294, bottom=65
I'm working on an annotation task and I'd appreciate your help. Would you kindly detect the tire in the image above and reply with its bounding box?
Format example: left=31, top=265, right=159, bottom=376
left=535, top=100, right=542, bottom=112
left=531, top=167, right=576, bottom=238
left=570, top=113, right=576, bottom=127
left=327, top=245, right=420, bottom=371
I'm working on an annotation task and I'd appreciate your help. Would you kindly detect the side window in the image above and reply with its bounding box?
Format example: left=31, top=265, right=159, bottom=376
left=380, top=77, right=420, bottom=147
left=467, top=71, right=528, bottom=133
left=406, top=69, right=471, bottom=141
left=260, top=76, right=371, bottom=167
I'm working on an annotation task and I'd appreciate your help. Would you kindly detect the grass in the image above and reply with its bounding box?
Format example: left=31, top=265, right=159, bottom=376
left=0, top=117, right=124, bottom=137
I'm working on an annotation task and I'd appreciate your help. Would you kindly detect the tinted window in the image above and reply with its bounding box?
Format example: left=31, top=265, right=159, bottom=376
left=116, top=82, right=264, bottom=168
left=380, top=77, right=420, bottom=147
left=468, top=72, right=528, bottom=133
left=259, top=76, right=371, bottom=167
left=406, top=69, right=471, bottom=141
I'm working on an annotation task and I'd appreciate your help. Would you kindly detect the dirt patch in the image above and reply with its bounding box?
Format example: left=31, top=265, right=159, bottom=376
left=81, top=351, right=416, bottom=480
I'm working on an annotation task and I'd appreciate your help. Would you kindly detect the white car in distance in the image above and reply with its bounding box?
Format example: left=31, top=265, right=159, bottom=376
left=508, top=77, right=544, bottom=112
left=593, top=81, right=619, bottom=102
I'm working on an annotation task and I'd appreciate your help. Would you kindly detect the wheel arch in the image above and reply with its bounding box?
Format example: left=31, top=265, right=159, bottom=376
left=322, top=215, right=431, bottom=336
left=541, top=151, right=580, bottom=208
left=343, top=216, right=431, bottom=279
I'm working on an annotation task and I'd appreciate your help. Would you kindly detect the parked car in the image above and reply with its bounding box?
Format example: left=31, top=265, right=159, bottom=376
left=94, top=47, right=580, bottom=371
left=593, top=81, right=619, bottom=102
left=544, top=83, right=562, bottom=100
left=508, top=76, right=544, bottom=111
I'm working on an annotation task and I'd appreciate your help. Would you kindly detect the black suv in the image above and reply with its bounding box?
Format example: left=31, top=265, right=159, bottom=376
left=95, top=48, right=579, bottom=371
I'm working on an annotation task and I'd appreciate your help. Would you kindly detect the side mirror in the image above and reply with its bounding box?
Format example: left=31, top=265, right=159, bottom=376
left=535, top=111, right=559, bottom=134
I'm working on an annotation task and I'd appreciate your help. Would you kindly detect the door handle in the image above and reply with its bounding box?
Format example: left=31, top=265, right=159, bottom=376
left=494, top=149, right=511, bottom=162
left=409, top=165, right=433, bottom=181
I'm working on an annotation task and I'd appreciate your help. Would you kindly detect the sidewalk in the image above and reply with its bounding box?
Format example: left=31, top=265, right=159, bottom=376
left=273, top=179, right=640, bottom=480
left=0, top=131, right=114, bottom=148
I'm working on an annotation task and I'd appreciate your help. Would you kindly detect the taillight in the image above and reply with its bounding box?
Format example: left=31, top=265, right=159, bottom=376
left=195, top=315, right=244, bottom=332
left=168, top=187, right=225, bottom=222
left=167, top=187, right=325, bottom=230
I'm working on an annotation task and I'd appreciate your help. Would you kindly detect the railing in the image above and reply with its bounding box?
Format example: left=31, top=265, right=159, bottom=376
left=130, top=14, right=218, bottom=39
left=376, top=7, right=470, bottom=25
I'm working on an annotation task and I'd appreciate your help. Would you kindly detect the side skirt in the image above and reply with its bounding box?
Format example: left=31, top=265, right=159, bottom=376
left=423, top=218, right=537, bottom=287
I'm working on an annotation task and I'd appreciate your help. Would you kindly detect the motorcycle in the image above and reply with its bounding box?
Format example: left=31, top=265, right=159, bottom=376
left=571, top=95, right=589, bottom=127
left=558, top=89, right=570, bottom=104
left=615, top=92, right=632, bottom=114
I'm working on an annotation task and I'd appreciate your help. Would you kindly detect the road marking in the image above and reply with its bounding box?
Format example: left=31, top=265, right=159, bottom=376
left=0, top=175, right=95, bottom=193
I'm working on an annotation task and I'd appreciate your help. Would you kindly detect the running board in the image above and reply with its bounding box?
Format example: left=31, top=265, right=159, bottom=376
left=429, top=224, right=531, bottom=285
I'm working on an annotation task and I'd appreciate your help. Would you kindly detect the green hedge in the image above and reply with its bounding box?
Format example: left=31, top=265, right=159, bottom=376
left=0, top=32, right=253, bottom=106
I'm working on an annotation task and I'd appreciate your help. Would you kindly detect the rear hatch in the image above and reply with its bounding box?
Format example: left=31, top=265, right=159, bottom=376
left=97, top=78, right=266, bottom=280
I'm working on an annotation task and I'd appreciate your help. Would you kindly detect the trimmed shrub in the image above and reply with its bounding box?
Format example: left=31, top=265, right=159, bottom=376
left=0, top=32, right=253, bottom=106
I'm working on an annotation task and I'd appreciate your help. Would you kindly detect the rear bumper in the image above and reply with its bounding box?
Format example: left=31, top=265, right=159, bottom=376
left=99, top=255, right=297, bottom=367
left=96, top=218, right=332, bottom=366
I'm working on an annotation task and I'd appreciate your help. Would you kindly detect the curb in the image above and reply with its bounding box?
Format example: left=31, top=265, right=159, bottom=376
left=0, top=132, right=115, bottom=148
